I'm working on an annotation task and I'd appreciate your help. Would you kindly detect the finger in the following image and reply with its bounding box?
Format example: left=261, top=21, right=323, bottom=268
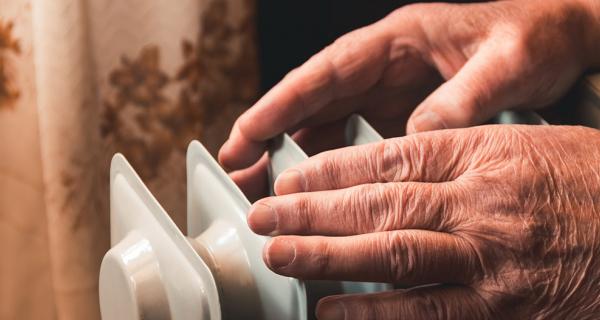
left=289, top=85, right=433, bottom=150
left=230, top=122, right=348, bottom=201
left=316, top=285, right=491, bottom=320
left=406, top=41, right=524, bottom=134
left=238, top=25, right=392, bottom=141
left=263, top=230, right=482, bottom=286
left=218, top=25, right=392, bottom=170
left=249, top=182, right=465, bottom=236
left=293, top=79, right=437, bottom=133
left=218, top=118, right=267, bottom=172
left=218, top=8, right=434, bottom=170
left=274, top=130, right=469, bottom=194
left=229, top=153, right=270, bottom=202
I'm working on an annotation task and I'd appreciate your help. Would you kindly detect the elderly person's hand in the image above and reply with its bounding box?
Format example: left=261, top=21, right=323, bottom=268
left=219, top=0, right=600, bottom=200
left=249, top=125, right=600, bottom=319
left=220, top=0, right=600, bottom=318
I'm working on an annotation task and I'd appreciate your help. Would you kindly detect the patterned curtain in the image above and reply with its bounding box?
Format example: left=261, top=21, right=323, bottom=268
left=0, top=0, right=258, bottom=319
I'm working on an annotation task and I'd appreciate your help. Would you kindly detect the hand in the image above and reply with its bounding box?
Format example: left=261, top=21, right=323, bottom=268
left=248, top=125, right=600, bottom=319
left=219, top=0, right=600, bottom=200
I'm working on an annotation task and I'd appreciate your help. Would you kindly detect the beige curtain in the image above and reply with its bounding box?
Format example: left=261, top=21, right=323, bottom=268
left=0, top=0, right=258, bottom=319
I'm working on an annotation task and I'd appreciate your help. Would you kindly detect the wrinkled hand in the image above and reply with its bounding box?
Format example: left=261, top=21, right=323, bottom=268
left=248, top=125, right=600, bottom=319
left=219, top=0, right=600, bottom=200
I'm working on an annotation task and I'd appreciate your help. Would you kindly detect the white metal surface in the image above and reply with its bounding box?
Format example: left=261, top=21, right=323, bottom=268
left=100, top=154, right=220, bottom=320
left=267, top=116, right=394, bottom=318
left=345, top=114, right=384, bottom=145
left=187, top=141, right=307, bottom=320
left=101, top=113, right=548, bottom=319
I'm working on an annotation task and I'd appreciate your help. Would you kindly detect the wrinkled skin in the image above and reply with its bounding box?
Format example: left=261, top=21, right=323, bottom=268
left=218, top=0, right=600, bottom=319
left=219, top=0, right=600, bottom=201
left=249, top=125, right=600, bottom=319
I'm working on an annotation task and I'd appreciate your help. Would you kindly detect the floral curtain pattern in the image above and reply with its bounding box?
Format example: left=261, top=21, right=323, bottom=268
left=0, top=19, right=20, bottom=110
left=0, top=0, right=258, bottom=318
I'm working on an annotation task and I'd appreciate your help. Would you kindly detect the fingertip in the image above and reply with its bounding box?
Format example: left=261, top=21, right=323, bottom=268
left=274, top=169, right=306, bottom=195
left=218, top=115, right=270, bottom=170
left=219, top=134, right=267, bottom=170
left=407, top=111, right=447, bottom=134
left=217, top=139, right=233, bottom=171
left=247, top=202, right=278, bottom=236
left=316, top=297, right=346, bottom=320
left=237, top=96, right=283, bottom=142
left=263, top=238, right=296, bottom=271
left=236, top=111, right=254, bottom=140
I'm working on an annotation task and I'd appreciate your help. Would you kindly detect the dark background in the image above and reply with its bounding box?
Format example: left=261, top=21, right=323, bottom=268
left=255, top=0, right=592, bottom=126
left=257, top=0, right=472, bottom=92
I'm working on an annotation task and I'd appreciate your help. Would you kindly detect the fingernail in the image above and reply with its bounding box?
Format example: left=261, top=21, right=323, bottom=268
left=248, top=203, right=278, bottom=235
left=409, top=112, right=447, bottom=134
left=316, top=299, right=346, bottom=320
left=275, top=169, right=305, bottom=194
left=265, top=239, right=296, bottom=269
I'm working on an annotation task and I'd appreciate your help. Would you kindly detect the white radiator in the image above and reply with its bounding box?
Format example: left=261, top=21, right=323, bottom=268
left=99, top=112, right=545, bottom=320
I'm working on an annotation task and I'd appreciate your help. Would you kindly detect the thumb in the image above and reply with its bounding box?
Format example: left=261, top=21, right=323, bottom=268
left=407, top=44, right=516, bottom=134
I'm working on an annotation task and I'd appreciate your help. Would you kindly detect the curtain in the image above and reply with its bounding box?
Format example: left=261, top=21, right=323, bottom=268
left=0, top=0, right=259, bottom=318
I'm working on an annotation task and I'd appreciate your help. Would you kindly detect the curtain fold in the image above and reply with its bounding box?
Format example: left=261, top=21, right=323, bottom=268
left=1, top=0, right=258, bottom=318
left=33, top=0, right=107, bottom=318
left=0, top=1, right=56, bottom=319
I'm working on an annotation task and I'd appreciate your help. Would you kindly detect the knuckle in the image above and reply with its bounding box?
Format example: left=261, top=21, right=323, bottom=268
left=406, top=183, right=456, bottom=231
left=329, top=26, right=378, bottom=59
left=365, top=300, right=388, bottom=320
left=436, top=186, right=463, bottom=230
left=387, top=3, right=452, bottom=30
left=311, top=152, right=342, bottom=188
left=375, top=136, right=438, bottom=181
left=325, top=27, right=386, bottom=92
left=372, top=184, right=402, bottom=232
left=312, top=238, right=333, bottom=275
left=283, top=66, right=301, bottom=80
left=389, top=3, right=430, bottom=19
left=508, top=32, right=529, bottom=57
left=294, top=195, right=316, bottom=232
left=350, top=183, right=451, bottom=233
left=330, top=31, right=361, bottom=51
left=326, top=31, right=366, bottom=71
left=349, top=184, right=391, bottom=232
left=341, top=186, right=370, bottom=228
left=394, top=185, right=421, bottom=228
left=376, top=139, right=403, bottom=182
left=322, top=156, right=344, bottom=188
left=407, top=290, right=450, bottom=320
left=494, top=29, right=532, bottom=70
left=321, top=189, right=360, bottom=233
left=384, top=232, right=417, bottom=282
